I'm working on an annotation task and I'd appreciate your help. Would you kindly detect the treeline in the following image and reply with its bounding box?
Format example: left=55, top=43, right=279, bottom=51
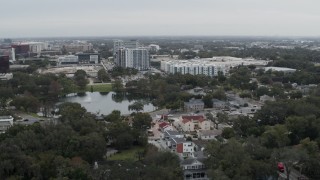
left=0, top=103, right=106, bottom=179
left=0, top=103, right=182, bottom=179
left=0, top=70, right=91, bottom=114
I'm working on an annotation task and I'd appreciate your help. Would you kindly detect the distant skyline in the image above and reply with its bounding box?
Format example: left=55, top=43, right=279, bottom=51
left=1, top=0, right=320, bottom=38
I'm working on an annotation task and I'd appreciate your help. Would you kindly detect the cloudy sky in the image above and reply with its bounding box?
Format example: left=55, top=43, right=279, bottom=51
left=0, top=0, right=320, bottom=38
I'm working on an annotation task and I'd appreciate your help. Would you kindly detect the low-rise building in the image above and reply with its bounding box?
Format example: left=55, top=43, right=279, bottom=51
left=167, top=137, right=195, bottom=158
left=159, top=122, right=170, bottom=132
left=0, top=116, right=13, bottom=133
left=179, top=115, right=210, bottom=132
left=264, top=67, right=296, bottom=74
left=212, top=99, right=227, bottom=109
left=77, top=53, right=100, bottom=64
left=184, top=99, right=204, bottom=112
left=197, top=129, right=222, bottom=140
left=161, top=56, right=269, bottom=77
left=163, top=130, right=184, bottom=140
left=58, top=53, right=101, bottom=66
left=58, top=55, right=79, bottom=65
left=181, top=158, right=208, bottom=180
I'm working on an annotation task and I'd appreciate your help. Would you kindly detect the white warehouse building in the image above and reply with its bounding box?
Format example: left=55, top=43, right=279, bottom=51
left=161, top=56, right=269, bottom=77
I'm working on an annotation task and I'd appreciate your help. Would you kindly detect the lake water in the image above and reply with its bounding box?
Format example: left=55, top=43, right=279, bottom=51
left=59, top=92, right=156, bottom=115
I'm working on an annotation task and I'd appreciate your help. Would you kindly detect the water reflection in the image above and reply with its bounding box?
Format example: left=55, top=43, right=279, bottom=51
left=60, top=92, right=156, bottom=115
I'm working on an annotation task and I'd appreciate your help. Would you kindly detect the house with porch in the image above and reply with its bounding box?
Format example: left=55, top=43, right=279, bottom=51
left=181, top=158, right=209, bottom=180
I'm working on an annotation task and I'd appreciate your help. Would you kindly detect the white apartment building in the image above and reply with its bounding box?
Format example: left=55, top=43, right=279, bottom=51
left=114, top=40, right=149, bottom=70
left=125, top=48, right=149, bottom=70
left=113, top=40, right=140, bottom=56
left=161, top=56, right=269, bottom=77
left=115, top=47, right=150, bottom=70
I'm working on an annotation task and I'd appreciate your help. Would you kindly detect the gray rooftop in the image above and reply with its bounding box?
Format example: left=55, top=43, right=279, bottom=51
left=199, top=130, right=222, bottom=136
left=165, top=130, right=183, bottom=136
left=169, top=137, right=187, bottom=144
left=180, top=157, right=206, bottom=165
left=185, top=99, right=204, bottom=105
left=212, top=99, right=226, bottom=103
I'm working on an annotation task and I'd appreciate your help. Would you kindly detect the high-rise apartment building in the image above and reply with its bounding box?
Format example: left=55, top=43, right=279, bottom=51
left=126, top=48, right=149, bottom=70
left=113, top=40, right=140, bottom=56
left=115, top=48, right=149, bottom=70
left=114, top=40, right=149, bottom=70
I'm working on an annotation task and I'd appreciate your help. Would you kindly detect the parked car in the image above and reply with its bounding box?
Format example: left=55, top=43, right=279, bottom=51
left=278, top=162, right=285, bottom=172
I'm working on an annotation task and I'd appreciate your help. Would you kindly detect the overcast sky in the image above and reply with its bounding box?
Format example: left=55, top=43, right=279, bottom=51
left=1, top=0, right=320, bottom=38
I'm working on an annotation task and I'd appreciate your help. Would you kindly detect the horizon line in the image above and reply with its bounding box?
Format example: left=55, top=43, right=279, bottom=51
left=2, top=35, right=320, bottom=40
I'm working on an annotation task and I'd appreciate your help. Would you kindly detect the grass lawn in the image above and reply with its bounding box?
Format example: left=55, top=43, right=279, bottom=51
left=107, top=146, right=145, bottom=161
left=85, top=83, right=112, bottom=92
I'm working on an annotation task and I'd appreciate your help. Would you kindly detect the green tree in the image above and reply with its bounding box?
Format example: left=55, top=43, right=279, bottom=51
left=233, top=116, right=257, bottom=137
left=222, top=127, right=235, bottom=139
left=112, top=80, right=124, bottom=92
left=206, top=139, right=252, bottom=179
left=74, top=70, right=88, bottom=90
left=128, top=101, right=144, bottom=112
left=261, top=125, right=290, bottom=148
left=78, top=133, right=106, bottom=163
left=97, top=69, right=110, bottom=82
left=104, top=110, right=121, bottom=122
left=132, top=113, right=152, bottom=130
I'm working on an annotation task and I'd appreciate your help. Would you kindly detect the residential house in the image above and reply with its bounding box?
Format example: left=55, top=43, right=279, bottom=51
left=197, top=129, right=222, bottom=140
left=159, top=122, right=170, bottom=131
left=184, top=99, right=204, bottom=112
left=227, top=92, right=248, bottom=107
left=167, top=137, right=195, bottom=158
left=163, top=130, right=184, bottom=140
left=212, top=98, right=227, bottom=109
left=179, top=115, right=210, bottom=132
left=181, top=158, right=208, bottom=180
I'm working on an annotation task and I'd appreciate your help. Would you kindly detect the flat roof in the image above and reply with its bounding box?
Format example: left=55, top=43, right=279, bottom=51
left=162, top=56, right=269, bottom=67
left=264, top=67, right=297, bottom=72
left=0, top=116, right=13, bottom=119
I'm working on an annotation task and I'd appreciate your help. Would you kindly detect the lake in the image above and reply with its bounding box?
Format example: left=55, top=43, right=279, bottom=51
left=59, top=92, right=156, bottom=115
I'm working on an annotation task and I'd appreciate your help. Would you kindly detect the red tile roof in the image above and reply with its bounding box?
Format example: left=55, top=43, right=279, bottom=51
left=159, top=122, right=170, bottom=128
left=181, top=115, right=205, bottom=124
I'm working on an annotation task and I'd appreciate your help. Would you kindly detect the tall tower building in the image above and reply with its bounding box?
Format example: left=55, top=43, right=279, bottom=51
left=113, top=40, right=124, bottom=56
left=113, top=40, right=149, bottom=70
left=115, top=48, right=127, bottom=67
left=126, top=48, right=149, bottom=70
left=113, top=40, right=140, bottom=57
